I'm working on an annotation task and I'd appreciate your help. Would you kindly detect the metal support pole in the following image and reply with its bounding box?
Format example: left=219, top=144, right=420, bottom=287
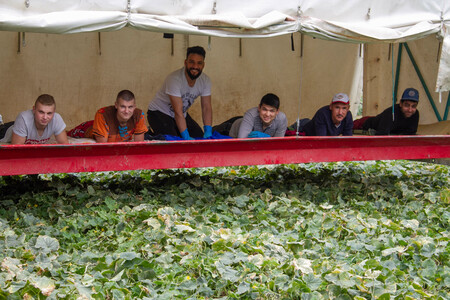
left=403, top=43, right=442, bottom=121
left=443, top=92, right=450, bottom=121
left=296, top=33, right=304, bottom=136
left=239, top=38, right=242, bottom=57
left=17, top=32, right=21, bottom=53
left=393, top=44, right=402, bottom=102
left=98, top=32, right=102, bottom=55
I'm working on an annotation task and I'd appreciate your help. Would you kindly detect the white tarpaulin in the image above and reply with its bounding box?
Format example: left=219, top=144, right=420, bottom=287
left=1, top=0, right=447, bottom=38
left=437, top=25, right=450, bottom=92
left=0, top=0, right=449, bottom=90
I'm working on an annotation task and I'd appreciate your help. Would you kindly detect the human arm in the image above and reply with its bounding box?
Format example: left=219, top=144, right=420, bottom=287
left=248, top=131, right=270, bottom=138
left=200, top=95, right=213, bottom=138
left=407, top=110, right=419, bottom=135
left=169, top=95, right=193, bottom=139
left=169, top=95, right=187, bottom=133
left=94, top=136, right=108, bottom=143
left=92, top=109, right=109, bottom=143
left=50, top=113, right=69, bottom=143
left=10, top=112, right=27, bottom=144
left=134, top=133, right=145, bottom=142
left=133, top=112, right=148, bottom=142
left=55, top=130, right=69, bottom=144
left=373, top=110, right=394, bottom=135
left=237, top=108, right=257, bottom=138
left=342, top=112, right=353, bottom=136
left=11, top=132, right=26, bottom=144
left=201, top=95, right=212, bottom=127
left=273, top=112, right=288, bottom=137
left=306, top=107, right=332, bottom=136
left=314, top=113, right=328, bottom=136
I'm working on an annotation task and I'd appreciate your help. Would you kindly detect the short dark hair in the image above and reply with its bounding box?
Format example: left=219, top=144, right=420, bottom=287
left=116, top=90, right=135, bottom=102
left=186, top=46, right=206, bottom=59
left=35, top=94, right=55, bottom=107
left=259, top=93, right=280, bottom=110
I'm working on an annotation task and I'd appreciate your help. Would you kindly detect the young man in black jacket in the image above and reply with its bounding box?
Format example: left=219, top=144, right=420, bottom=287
left=363, top=88, right=419, bottom=135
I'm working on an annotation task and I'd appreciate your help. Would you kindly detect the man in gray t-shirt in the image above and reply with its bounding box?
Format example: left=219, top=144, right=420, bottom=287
left=229, top=93, right=287, bottom=138
left=11, top=94, right=68, bottom=144
left=147, top=46, right=213, bottom=140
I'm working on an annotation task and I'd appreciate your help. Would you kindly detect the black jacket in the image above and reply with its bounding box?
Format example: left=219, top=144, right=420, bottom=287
left=363, top=104, right=419, bottom=135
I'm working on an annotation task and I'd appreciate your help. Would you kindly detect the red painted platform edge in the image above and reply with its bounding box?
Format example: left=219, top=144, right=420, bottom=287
left=0, top=135, right=449, bottom=175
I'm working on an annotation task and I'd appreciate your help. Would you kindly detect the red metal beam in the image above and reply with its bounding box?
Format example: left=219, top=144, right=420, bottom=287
left=0, top=135, right=449, bottom=176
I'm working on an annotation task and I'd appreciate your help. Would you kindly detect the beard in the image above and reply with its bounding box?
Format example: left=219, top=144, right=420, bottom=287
left=186, top=68, right=202, bottom=80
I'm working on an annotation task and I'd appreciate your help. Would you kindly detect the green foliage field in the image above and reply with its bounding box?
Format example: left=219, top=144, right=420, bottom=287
left=0, top=161, right=449, bottom=299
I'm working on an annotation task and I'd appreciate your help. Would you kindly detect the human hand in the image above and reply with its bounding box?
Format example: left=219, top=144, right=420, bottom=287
left=248, top=131, right=270, bottom=138
left=180, top=129, right=194, bottom=140
left=203, top=125, right=212, bottom=138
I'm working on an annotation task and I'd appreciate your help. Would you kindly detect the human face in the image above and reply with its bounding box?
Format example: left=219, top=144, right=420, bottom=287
left=329, top=103, right=350, bottom=125
left=33, top=102, right=55, bottom=130
left=258, top=103, right=279, bottom=126
left=399, top=100, right=418, bottom=118
left=184, top=53, right=205, bottom=80
left=115, top=98, right=136, bottom=123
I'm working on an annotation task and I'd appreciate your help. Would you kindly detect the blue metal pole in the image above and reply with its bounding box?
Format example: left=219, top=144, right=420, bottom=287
left=394, top=44, right=403, bottom=103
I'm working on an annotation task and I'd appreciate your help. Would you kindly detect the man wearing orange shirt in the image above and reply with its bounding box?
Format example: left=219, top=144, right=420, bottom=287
left=92, top=90, right=148, bottom=142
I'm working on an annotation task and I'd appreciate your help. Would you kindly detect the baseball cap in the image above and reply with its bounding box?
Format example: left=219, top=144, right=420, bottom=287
left=331, top=93, right=350, bottom=104
left=401, top=88, right=419, bottom=102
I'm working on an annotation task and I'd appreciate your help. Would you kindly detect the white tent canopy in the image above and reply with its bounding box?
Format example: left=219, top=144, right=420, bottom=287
left=0, top=0, right=449, bottom=90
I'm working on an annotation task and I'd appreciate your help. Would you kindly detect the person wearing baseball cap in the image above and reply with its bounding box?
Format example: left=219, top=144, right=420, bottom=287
left=301, top=92, right=353, bottom=136
left=362, top=88, right=419, bottom=135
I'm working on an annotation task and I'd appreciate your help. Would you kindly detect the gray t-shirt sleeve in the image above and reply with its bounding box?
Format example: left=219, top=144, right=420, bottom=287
left=238, top=108, right=258, bottom=138
left=12, top=111, right=28, bottom=137
left=273, top=112, right=288, bottom=137
left=50, top=113, right=66, bottom=136
left=0, top=125, right=14, bottom=143
left=229, top=118, right=243, bottom=138
left=165, top=71, right=183, bottom=98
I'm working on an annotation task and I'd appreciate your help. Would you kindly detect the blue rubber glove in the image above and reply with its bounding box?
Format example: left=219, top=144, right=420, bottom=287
left=180, top=129, right=194, bottom=140
left=203, top=125, right=213, bottom=138
left=248, top=131, right=270, bottom=138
